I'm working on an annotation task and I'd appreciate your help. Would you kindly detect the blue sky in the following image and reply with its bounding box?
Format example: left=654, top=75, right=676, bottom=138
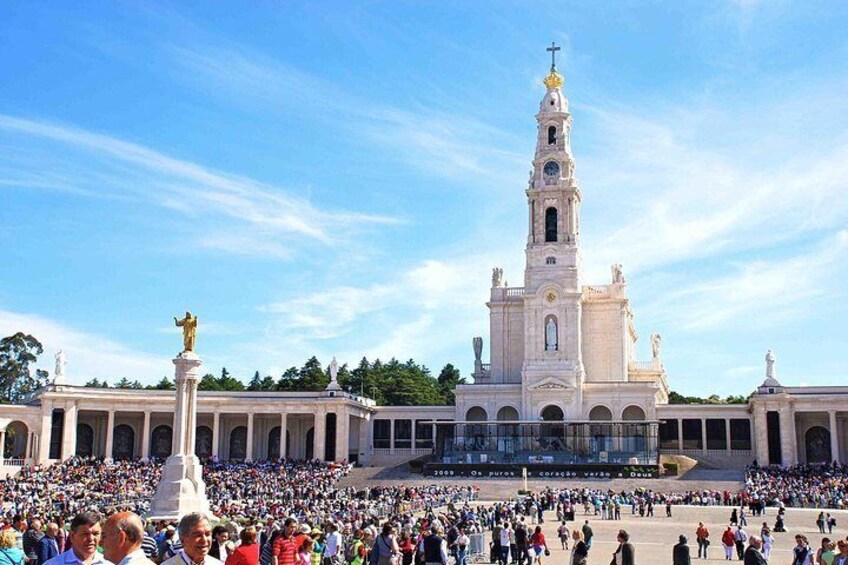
left=1, top=1, right=847, bottom=395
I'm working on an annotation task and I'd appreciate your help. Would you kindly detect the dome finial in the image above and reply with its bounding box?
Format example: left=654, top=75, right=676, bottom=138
left=544, top=41, right=564, bottom=89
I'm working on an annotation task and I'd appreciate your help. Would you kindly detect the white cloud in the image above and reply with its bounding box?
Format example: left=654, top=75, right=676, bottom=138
left=0, top=114, right=399, bottom=257
left=0, top=309, right=170, bottom=385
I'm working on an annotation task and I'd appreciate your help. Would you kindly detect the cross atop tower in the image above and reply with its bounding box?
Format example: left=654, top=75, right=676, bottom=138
left=546, top=42, right=561, bottom=70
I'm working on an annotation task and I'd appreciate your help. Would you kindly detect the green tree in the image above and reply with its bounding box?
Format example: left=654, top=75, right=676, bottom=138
left=215, top=367, right=245, bottom=391
left=436, top=363, right=465, bottom=405
left=148, top=376, right=175, bottom=390
left=0, top=333, right=49, bottom=403
left=114, top=377, right=133, bottom=389
left=198, top=373, right=221, bottom=391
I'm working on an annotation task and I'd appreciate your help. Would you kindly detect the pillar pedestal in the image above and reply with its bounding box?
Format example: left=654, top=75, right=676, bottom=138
left=148, top=352, right=210, bottom=520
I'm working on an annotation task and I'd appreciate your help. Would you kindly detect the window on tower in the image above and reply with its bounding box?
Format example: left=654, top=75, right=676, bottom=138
left=547, top=126, right=557, bottom=145
left=545, top=207, right=558, bottom=242
left=546, top=256, right=556, bottom=265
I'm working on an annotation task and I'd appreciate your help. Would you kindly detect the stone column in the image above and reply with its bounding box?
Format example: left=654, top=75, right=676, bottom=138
left=313, top=410, right=326, bottom=461
left=0, top=430, right=5, bottom=463
left=701, top=419, right=707, bottom=452
left=172, top=379, right=187, bottom=455
left=148, top=351, right=210, bottom=520
left=677, top=419, right=683, bottom=451
left=246, top=412, right=254, bottom=461
left=725, top=418, right=732, bottom=454
left=24, top=432, right=32, bottom=461
left=37, top=403, right=53, bottom=463
left=279, top=413, right=287, bottom=460
left=61, top=403, right=78, bottom=460
left=360, top=417, right=370, bottom=465
left=753, top=405, right=769, bottom=465
left=104, top=410, right=115, bottom=460
left=335, top=411, right=349, bottom=462
left=779, top=405, right=796, bottom=466
left=389, top=418, right=396, bottom=455
left=212, top=411, right=220, bottom=458
left=829, top=411, right=840, bottom=463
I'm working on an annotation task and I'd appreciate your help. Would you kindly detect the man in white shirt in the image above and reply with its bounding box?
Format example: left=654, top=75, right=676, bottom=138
left=101, top=512, right=155, bottom=565
left=161, top=513, right=223, bottom=565
left=44, top=512, right=112, bottom=565
left=322, top=523, right=343, bottom=565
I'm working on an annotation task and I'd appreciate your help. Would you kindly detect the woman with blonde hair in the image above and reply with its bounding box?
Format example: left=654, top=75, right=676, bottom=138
left=570, top=530, right=587, bottom=565
left=0, top=530, right=25, bottom=565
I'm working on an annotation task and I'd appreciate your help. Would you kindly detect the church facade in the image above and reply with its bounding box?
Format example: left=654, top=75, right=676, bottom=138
left=1, top=60, right=845, bottom=477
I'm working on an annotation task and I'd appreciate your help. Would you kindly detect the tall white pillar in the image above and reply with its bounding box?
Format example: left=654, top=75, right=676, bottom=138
left=335, top=411, right=350, bottom=462
left=779, top=405, right=796, bottom=466
left=313, top=410, right=326, bottom=461
left=0, top=430, right=5, bottom=463
left=701, top=419, right=707, bottom=452
left=246, top=412, right=254, bottom=461
left=37, top=403, right=53, bottom=463
left=753, top=405, right=769, bottom=465
left=104, top=410, right=115, bottom=460
left=140, top=412, right=151, bottom=459
left=148, top=351, right=210, bottom=520
left=25, top=432, right=32, bottom=461
left=360, top=417, right=370, bottom=465
left=677, top=419, right=683, bottom=451
left=389, top=418, right=396, bottom=455
left=829, top=411, right=840, bottom=463
left=61, top=403, right=78, bottom=460
left=212, top=411, right=220, bottom=458
left=725, top=418, right=732, bottom=453
left=279, top=413, right=287, bottom=460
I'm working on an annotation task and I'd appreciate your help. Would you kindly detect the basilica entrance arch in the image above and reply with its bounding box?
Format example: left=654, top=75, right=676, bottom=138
left=195, top=426, right=213, bottom=458
left=540, top=405, right=565, bottom=451
left=113, top=424, right=134, bottom=460
left=805, top=426, right=831, bottom=464
left=3, top=421, right=28, bottom=459
left=268, top=426, right=281, bottom=460
left=76, top=423, right=94, bottom=457
left=589, top=405, right=613, bottom=453
left=230, top=426, right=247, bottom=460
left=150, top=425, right=172, bottom=459
left=621, top=405, right=646, bottom=453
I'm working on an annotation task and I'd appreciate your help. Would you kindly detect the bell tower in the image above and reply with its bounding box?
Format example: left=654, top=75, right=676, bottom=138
left=521, top=44, right=584, bottom=419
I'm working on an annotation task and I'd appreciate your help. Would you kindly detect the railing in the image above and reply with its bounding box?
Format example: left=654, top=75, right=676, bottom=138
left=629, top=361, right=659, bottom=372
left=505, top=287, right=525, bottom=297
left=480, top=363, right=491, bottom=372
left=1, top=459, right=25, bottom=467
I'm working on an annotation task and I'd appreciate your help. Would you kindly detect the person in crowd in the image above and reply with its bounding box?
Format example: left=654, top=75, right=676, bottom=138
left=528, top=526, right=546, bottom=565
left=396, top=531, right=415, bottom=565
left=101, top=512, right=155, bottom=565
left=421, top=526, right=446, bottom=565
left=372, top=524, right=399, bottom=565
left=347, top=530, right=367, bottom=565
left=451, top=527, right=468, bottom=565
left=22, top=518, right=43, bottom=564
left=611, top=530, right=634, bottom=565
left=0, top=530, right=26, bottom=565
left=792, top=535, right=812, bottom=565
left=297, top=538, right=312, bottom=565
left=556, top=522, right=569, bottom=551
left=322, top=524, right=342, bottom=565
left=695, top=523, right=709, bottom=560
left=816, top=513, right=826, bottom=534
left=721, top=527, right=736, bottom=561
left=743, top=536, right=766, bottom=565
left=44, top=512, right=109, bottom=565
left=569, top=531, right=587, bottom=565
left=580, top=522, right=592, bottom=552
left=226, top=528, right=259, bottom=565
left=734, top=526, right=748, bottom=561
left=271, top=519, right=300, bottom=565
left=833, top=541, right=848, bottom=565
left=760, top=529, right=773, bottom=562
left=816, top=539, right=836, bottom=565
left=161, top=513, right=222, bottom=565
left=209, top=527, right=233, bottom=562
left=497, top=523, right=510, bottom=565
left=36, top=524, right=59, bottom=565
left=673, top=535, right=690, bottom=565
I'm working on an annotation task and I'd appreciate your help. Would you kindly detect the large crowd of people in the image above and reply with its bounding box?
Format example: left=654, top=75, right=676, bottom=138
left=1, top=458, right=847, bottom=565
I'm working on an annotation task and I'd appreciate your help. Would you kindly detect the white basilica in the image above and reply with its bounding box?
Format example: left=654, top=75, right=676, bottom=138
left=0, top=57, right=845, bottom=478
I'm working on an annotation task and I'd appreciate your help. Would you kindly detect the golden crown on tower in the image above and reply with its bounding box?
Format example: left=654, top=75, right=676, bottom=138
left=543, top=69, right=564, bottom=89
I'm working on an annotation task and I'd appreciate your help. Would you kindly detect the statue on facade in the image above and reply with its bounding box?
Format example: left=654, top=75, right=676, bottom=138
left=545, top=318, right=558, bottom=351
left=329, top=356, right=339, bottom=384
left=54, top=349, right=66, bottom=382
left=611, top=263, right=626, bottom=284
left=174, top=311, right=198, bottom=353
left=766, top=349, right=776, bottom=379
left=491, top=267, right=504, bottom=288
left=472, top=337, right=483, bottom=362
left=650, top=333, right=662, bottom=359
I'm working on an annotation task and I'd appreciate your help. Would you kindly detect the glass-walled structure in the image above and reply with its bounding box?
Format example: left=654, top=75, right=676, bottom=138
left=431, top=420, right=659, bottom=465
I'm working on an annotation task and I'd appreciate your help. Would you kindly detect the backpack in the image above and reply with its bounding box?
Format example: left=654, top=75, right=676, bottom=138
left=346, top=541, right=361, bottom=564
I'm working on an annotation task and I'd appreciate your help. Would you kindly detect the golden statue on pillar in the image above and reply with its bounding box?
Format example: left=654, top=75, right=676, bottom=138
left=174, top=311, right=198, bottom=353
